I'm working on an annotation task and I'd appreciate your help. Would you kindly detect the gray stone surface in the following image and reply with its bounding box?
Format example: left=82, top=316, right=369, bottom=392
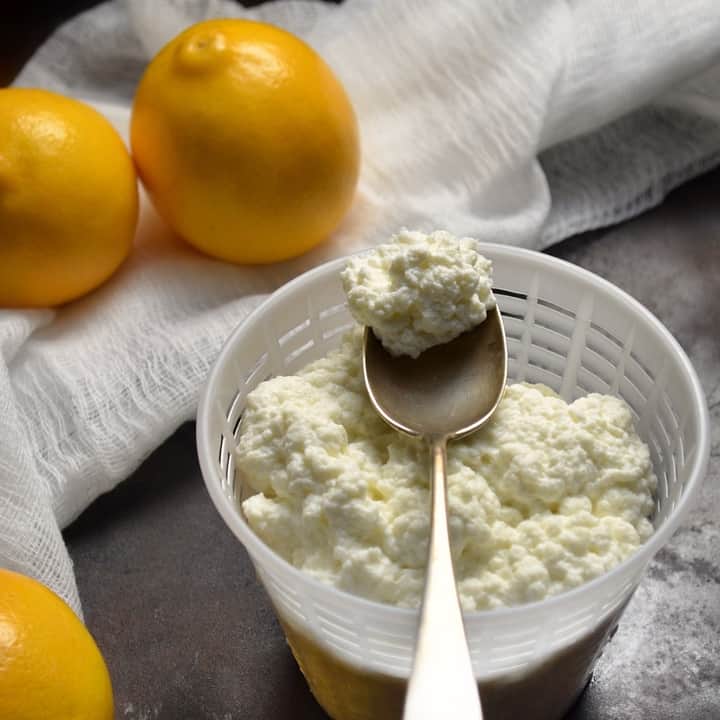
left=65, top=169, right=720, bottom=720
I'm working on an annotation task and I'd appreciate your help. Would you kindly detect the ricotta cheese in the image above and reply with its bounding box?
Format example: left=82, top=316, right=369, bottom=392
left=341, top=229, right=496, bottom=358
left=238, top=330, right=656, bottom=611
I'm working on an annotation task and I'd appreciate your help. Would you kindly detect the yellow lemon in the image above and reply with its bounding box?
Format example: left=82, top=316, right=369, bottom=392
left=131, top=19, right=360, bottom=264
left=0, top=568, right=114, bottom=720
left=0, top=88, right=138, bottom=308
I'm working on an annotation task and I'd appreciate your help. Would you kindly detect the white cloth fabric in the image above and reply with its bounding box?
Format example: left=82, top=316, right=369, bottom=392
left=3, top=0, right=720, bottom=617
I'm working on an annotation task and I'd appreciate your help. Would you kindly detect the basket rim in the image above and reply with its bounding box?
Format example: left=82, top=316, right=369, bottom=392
left=197, top=242, right=711, bottom=622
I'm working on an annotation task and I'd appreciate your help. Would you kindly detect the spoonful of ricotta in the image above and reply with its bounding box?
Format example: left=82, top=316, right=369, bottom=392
left=342, top=230, right=507, bottom=720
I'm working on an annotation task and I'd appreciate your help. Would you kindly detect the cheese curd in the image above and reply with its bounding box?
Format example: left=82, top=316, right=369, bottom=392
left=341, top=229, right=495, bottom=358
left=238, top=330, right=656, bottom=611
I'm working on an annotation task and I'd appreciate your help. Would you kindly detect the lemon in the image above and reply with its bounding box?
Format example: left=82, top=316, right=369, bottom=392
left=0, top=568, right=114, bottom=720
left=0, top=88, right=138, bottom=308
left=131, top=19, right=360, bottom=264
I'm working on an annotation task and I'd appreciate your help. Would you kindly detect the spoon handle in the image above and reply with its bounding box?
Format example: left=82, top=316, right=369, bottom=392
left=403, top=438, right=482, bottom=720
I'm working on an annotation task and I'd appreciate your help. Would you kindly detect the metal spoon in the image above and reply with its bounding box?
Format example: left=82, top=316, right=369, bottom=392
left=362, top=305, right=507, bottom=720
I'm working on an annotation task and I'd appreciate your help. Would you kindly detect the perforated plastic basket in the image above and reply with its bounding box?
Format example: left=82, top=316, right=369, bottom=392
left=197, top=244, right=709, bottom=720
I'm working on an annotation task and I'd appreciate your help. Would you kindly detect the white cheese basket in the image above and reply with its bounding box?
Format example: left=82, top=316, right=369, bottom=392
left=197, top=244, right=709, bottom=720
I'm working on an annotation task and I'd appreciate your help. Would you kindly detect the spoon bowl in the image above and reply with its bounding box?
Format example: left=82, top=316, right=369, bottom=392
left=362, top=305, right=507, bottom=720
left=363, top=306, right=507, bottom=440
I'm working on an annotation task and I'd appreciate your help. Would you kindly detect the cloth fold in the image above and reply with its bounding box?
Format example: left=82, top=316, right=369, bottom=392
left=3, top=0, right=720, bottom=616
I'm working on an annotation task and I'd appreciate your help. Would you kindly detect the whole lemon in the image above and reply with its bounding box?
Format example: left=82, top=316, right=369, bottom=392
left=0, top=568, right=114, bottom=720
left=131, top=19, right=360, bottom=264
left=0, top=88, right=138, bottom=308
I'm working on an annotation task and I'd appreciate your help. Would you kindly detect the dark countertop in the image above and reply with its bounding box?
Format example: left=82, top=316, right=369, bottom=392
left=65, top=168, right=720, bottom=720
